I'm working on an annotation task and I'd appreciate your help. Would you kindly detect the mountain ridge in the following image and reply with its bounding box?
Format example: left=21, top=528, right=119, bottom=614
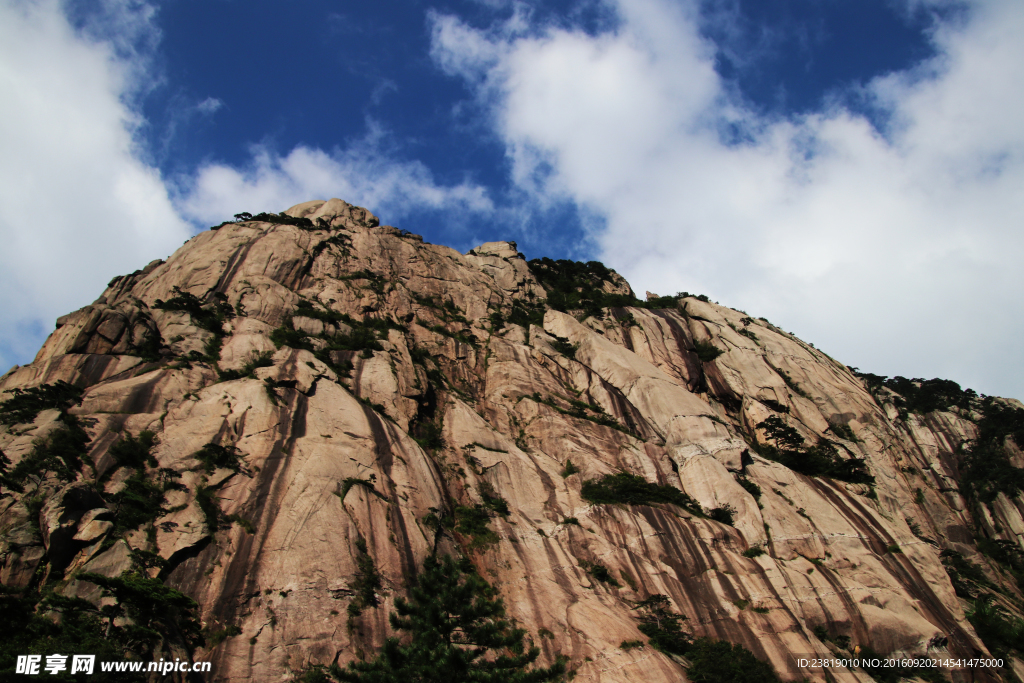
left=2, top=197, right=1022, bottom=682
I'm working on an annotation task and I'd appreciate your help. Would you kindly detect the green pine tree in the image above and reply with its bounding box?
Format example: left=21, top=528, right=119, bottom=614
left=685, top=638, right=779, bottom=683
left=327, top=554, right=565, bottom=683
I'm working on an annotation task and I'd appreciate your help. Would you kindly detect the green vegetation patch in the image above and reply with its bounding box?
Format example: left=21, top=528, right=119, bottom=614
left=525, top=392, right=638, bottom=438
left=272, top=318, right=384, bottom=355
left=968, top=597, right=1024, bottom=664
left=1, top=570, right=203, bottom=678
left=205, top=624, right=242, bottom=649
left=8, top=418, right=90, bottom=487
left=412, top=420, right=444, bottom=451
left=631, top=594, right=691, bottom=657
left=195, top=484, right=221, bottom=533
left=854, top=371, right=976, bottom=415
left=411, top=295, right=470, bottom=324
left=325, top=554, right=565, bottom=682
left=217, top=350, right=273, bottom=381
left=0, top=448, right=17, bottom=494
left=109, top=471, right=168, bottom=539
left=738, top=327, right=759, bottom=343
left=977, top=538, right=1024, bottom=591
left=693, top=339, right=724, bottom=362
left=940, top=549, right=990, bottom=598
left=340, top=476, right=381, bottom=501
left=685, top=637, right=780, bottom=683
left=960, top=399, right=1024, bottom=503
left=755, top=416, right=874, bottom=485
left=0, top=588, right=141, bottom=680
left=0, top=381, right=83, bottom=425
left=77, top=571, right=203, bottom=650
left=270, top=302, right=406, bottom=375
left=580, top=560, right=620, bottom=587
left=707, top=504, right=736, bottom=526
left=829, top=422, right=858, bottom=442
left=549, top=334, right=578, bottom=359
left=581, top=472, right=704, bottom=517
left=506, top=299, right=546, bottom=328
left=154, top=287, right=234, bottom=336
left=454, top=505, right=499, bottom=548
left=478, top=481, right=510, bottom=516
left=225, top=211, right=325, bottom=230
left=109, top=430, right=158, bottom=470
left=347, top=538, right=383, bottom=618
left=423, top=322, right=480, bottom=348
left=525, top=257, right=700, bottom=321
left=527, top=258, right=637, bottom=319
left=309, top=233, right=353, bottom=264
left=341, top=269, right=387, bottom=294
left=736, top=476, right=762, bottom=500
left=294, top=299, right=346, bottom=325
left=193, top=442, right=245, bottom=474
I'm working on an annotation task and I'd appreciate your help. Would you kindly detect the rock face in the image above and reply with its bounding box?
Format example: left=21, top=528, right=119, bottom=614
left=1, top=198, right=1022, bottom=682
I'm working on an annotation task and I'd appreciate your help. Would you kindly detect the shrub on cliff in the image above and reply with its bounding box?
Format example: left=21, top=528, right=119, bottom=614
left=78, top=571, right=203, bottom=650
left=692, top=340, right=723, bottom=362
left=685, top=637, right=779, bottom=683
left=454, top=505, right=500, bottom=548
left=632, top=594, right=691, bottom=655
left=968, top=596, right=1024, bottom=664
left=0, top=586, right=144, bottom=681
left=8, top=419, right=90, bottom=486
left=0, top=381, right=93, bottom=492
left=960, top=399, right=1024, bottom=503
left=755, top=417, right=874, bottom=485
left=525, top=257, right=694, bottom=318
left=328, top=554, right=565, bottom=683
left=154, top=287, right=234, bottom=335
left=581, top=472, right=704, bottom=517
left=0, top=381, right=82, bottom=425
left=109, top=430, right=158, bottom=470
left=707, top=504, right=736, bottom=526
left=628, top=594, right=779, bottom=682
left=192, top=442, right=244, bottom=474
left=229, top=211, right=315, bottom=230
left=0, top=569, right=204, bottom=679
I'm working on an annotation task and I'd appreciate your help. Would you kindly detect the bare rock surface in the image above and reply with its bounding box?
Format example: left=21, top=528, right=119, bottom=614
left=3, top=198, right=1022, bottom=682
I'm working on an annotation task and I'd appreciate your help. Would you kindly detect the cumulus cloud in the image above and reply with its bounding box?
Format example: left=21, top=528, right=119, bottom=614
left=0, top=1, right=493, bottom=373
left=0, top=0, right=191, bottom=371
left=178, top=124, right=493, bottom=227
left=431, top=0, right=1024, bottom=398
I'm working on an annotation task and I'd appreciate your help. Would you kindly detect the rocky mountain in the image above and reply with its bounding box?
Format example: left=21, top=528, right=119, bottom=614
left=3, top=198, right=1024, bottom=682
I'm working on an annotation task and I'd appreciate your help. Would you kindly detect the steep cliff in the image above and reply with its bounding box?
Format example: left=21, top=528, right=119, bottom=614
left=3, top=198, right=1024, bottom=682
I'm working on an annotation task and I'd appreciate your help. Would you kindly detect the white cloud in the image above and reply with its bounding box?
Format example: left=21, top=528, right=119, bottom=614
left=196, top=97, right=223, bottom=115
left=431, top=0, right=1024, bottom=398
left=0, top=0, right=191, bottom=371
left=178, top=125, right=493, bottom=227
left=0, top=1, right=494, bottom=374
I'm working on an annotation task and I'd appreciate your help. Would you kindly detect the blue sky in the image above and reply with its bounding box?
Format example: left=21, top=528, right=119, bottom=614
left=3, top=0, right=1024, bottom=402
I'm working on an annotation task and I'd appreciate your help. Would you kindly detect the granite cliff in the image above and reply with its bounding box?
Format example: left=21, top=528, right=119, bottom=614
left=3, top=198, right=1024, bottom=682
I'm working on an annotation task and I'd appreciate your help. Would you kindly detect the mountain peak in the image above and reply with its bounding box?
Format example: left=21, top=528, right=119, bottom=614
left=1, top=200, right=1020, bottom=682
